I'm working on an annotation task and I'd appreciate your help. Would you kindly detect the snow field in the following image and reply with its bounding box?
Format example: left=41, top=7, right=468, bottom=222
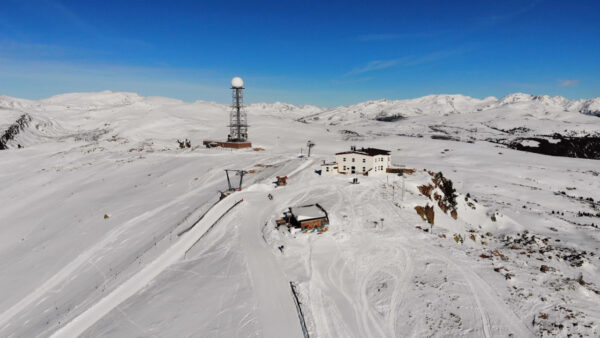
left=0, top=91, right=599, bottom=337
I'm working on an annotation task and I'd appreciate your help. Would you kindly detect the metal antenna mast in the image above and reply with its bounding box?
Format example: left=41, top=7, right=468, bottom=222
left=228, top=77, right=248, bottom=142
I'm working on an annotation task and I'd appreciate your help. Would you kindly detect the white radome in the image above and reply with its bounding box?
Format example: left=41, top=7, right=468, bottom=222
left=231, top=77, right=244, bottom=88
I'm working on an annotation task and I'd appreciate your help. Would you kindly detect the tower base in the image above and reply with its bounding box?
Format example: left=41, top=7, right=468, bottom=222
left=203, top=140, right=252, bottom=149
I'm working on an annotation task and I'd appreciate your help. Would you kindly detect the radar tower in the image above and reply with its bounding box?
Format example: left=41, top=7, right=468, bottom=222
left=228, top=77, right=248, bottom=142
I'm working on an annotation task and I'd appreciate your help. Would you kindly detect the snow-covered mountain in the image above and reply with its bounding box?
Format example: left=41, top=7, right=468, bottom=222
left=300, top=93, right=600, bottom=125
left=247, top=101, right=322, bottom=118
left=294, top=93, right=600, bottom=160
left=1, top=91, right=599, bottom=337
left=577, top=97, right=600, bottom=117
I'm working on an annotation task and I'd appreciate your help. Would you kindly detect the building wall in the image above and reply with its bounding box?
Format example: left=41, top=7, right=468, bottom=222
left=370, top=154, right=391, bottom=175
left=320, top=164, right=338, bottom=176
left=335, top=153, right=373, bottom=174
left=300, top=218, right=327, bottom=230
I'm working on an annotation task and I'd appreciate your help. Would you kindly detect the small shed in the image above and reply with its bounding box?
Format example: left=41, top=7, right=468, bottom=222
left=288, top=204, right=329, bottom=231
left=275, top=176, right=288, bottom=186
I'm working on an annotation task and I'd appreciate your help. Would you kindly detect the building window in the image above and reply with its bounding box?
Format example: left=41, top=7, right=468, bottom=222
left=343, top=157, right=346, bottom=162
left=343, top=166, right=346, bottom=170
left=362, top=167, right=365, bottom=172
left=362, top=158, right=366, bottom=163
left=380, top=165, right=383, bottom=170
left=326, top=167, right=329, bottom=172
left=352, top=158, right=355, bottom=162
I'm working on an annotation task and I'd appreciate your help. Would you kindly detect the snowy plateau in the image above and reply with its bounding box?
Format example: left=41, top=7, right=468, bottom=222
left=1, top=91, right=600, bottom=337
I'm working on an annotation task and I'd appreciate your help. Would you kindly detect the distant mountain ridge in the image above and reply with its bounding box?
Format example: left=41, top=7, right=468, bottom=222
left=1, top=91, right=599, bottom=151
left=2, top=91, right=599, bottom=120
left=298, top=93, right=600, bottom=125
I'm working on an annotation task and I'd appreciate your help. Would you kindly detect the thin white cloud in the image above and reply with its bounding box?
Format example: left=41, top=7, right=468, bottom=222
left=478, top=0, right=543, bottom=27
left=561, top=79, right=579, bottom=87
left=346, top=59, right=404, bottom=75
left=346, top=48, right=470, bottom=76
left=356, top=32, right=440, bottom=42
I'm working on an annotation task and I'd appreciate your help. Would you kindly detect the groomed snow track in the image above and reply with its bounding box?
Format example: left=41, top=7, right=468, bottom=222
left=50, top=197, right=245, bottom=338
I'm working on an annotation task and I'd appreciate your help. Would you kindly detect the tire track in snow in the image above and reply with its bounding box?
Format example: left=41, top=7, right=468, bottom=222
left=387, top=245, right=413, bottom=337
left=306, top=186, right=363, bottom=338
left=338, top=185, right=378, bottom=337
left=380, top=200, right=534, bottom=337
left=311, top=184, right=393, bottom=338
left=379, top=201, right=494, bottom=337
left=361, top=200, right=415, bottom=338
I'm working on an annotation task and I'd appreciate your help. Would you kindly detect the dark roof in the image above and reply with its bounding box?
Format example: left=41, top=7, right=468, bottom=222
left=335, top=147, right=390, bottom=156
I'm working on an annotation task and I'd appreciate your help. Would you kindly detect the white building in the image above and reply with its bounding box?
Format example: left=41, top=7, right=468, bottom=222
left=320, top=162, right=338, bottom=176
left=321, top=146, right=391, bottom=175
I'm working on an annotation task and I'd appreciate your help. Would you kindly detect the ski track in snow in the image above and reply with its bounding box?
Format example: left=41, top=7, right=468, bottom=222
left=0, top=183, right=212, bottom=330
left=50, top=196, right=244, bottom=337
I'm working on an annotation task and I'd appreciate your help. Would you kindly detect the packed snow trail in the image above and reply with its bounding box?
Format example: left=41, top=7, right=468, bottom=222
left=238, top=192, right=304, bottom=338
left=50, top=196, right=244, bottom=338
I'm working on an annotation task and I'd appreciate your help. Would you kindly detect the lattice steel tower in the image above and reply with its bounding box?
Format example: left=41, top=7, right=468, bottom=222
left=228, top=77, right=248, bottom=142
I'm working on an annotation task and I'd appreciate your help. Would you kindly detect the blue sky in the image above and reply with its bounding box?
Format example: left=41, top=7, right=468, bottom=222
left=1, top=0, right=599, bottom=106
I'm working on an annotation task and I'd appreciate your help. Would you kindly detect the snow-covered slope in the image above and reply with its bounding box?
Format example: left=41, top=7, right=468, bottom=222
left=248, top=101, right=323, bottom=118
left=0, top=91, right=599, bottom=337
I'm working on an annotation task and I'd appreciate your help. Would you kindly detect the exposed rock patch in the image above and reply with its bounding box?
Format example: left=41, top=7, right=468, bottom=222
left=506, top=134, right=600, bottom=159
left=0, top=114, right=31, bottom=150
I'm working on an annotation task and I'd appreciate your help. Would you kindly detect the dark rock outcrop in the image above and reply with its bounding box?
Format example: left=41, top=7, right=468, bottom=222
left=507, top=134, right=600, bottom=160
left=0, top=114, right=31, bottom=150
left=375, top=114, right=406, bottom=122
